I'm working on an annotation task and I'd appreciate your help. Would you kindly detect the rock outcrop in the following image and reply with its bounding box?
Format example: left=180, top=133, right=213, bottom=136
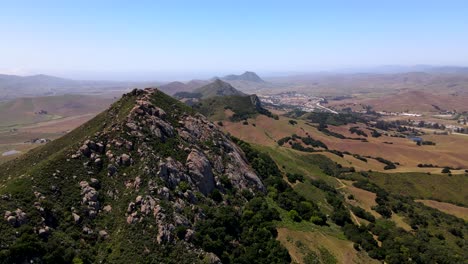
left=0, top=88, right=266, bottom=262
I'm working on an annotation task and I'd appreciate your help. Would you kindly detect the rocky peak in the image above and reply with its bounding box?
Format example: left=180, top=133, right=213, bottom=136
left=0, top=87, right=266, bottom=262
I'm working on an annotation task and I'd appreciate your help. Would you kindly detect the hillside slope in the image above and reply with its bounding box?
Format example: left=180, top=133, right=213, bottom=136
left=0, top=88, right=291, bottom=263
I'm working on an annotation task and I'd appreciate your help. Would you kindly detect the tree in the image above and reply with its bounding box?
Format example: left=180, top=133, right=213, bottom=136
left=441, top=167, right=451, bottom=174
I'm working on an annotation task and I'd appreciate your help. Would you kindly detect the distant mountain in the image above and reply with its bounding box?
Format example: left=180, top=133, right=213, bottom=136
left=335, top=65, right=468, bottom=74
left=158, top=80, right=208, bottom=95
left=174, top=79, right=245, bottom=99
left=194, top=79, right=246, bottom=98
left=173, top=79, right=275, bottom=121
left=222, top=71, right=265, bottom=82
left=0, top=74, right=156, bottom=101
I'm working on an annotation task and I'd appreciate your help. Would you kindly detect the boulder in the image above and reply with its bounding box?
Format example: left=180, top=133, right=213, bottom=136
left=79, top=144, right=91, bottom=157
left=99, top=230, right=109, bottom=239
left=108, top=164, right=117, bottom=176
left=72, top=212, right=80, bottom=223
left=119, top=154, right=131, bottom=166
left=186, top=149, right=215, bottom=195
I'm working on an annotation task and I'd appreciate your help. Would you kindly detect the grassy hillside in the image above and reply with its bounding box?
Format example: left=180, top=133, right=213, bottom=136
left=364, top=172, right=468, bottom=206
left=194, top=95, right=273, bottom=121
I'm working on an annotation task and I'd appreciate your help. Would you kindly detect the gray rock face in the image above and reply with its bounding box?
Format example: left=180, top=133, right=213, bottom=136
left=186, top=149, right=215, bottom=195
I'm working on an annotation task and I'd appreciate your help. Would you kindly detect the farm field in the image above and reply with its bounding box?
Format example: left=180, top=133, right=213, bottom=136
left=221, top=113, right=468, bottom=171
left=0, top=94, right=116, bottom=164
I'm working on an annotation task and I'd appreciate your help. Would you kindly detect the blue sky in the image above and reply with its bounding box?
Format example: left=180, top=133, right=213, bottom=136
left=1, top=0, right=467, bottom=80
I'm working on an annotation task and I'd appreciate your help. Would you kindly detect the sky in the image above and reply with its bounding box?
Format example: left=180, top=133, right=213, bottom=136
left=1, top=0, right=468, bottom=80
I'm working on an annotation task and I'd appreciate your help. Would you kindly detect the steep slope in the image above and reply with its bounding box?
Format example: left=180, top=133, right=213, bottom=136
left=0, top=88, right=286, bottom=263
left=173, top=80, right=274, bottom=122
left=223, top=71, right=265, bottom=83
left=194, top=94, right=275, bottom=121
left=174, top=79, right=246, bottom=99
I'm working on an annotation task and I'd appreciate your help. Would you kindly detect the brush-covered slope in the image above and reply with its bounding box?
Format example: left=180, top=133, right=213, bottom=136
left=174, top=80, right=275, bottom=122
left=174, top=79, right=245, bottom=100
left=223, top=71, right=264, bottom=83
left=193, top=94, right=275, bottom=122
left=0, top=88, right=290, bottom=263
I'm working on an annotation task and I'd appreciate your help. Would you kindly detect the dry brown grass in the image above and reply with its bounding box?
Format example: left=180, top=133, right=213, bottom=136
left=341, top=180, right=380, bottom=218
left=221, top=111, right=468, bottom=171
left=390, top=213, right=412, bottom=231
left=277, top=228, right=378, bottom=264
left=327, top=91, right=468, bottom=113
left=415, top=200, right=468, bottom=221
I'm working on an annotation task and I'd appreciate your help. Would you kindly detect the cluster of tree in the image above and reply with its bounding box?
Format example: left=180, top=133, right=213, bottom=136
left=286, top=173, right=305, bottom=183
left=318, top=125, right=347, bottom=139
left=285, top=109, right=308, bottom=118
left=300, top=135, right=328, bottom=149
left=352, top=154, right=368, bottom=162
left=305, top=112, right=364, bottom=126
left=417, top=163, right=437, bottom=168
left=276, top=136, right=291, bottom=146
left=416, top=140, right=436, bottom=146
left=316, top=158, right=355, bottom=177
left=277, top=134, right=328, bottom=150
left=232, top=137, right=327, bottom=226
left=373, top=157, right=397, bottom=170
left=193, top=198, right=290, bottom=263
left=349, top=205, right=376, bottom=223
left=288, top=119, right=298, bottom=125
left=416, top=120, right=446, bottom=130
left=349, top=126, right=368, bottom=137
left=291, top=142, right=316, bottom=152
left=257, top=107, right=279, bottom=120
left=454, top=127, right=468, bottom=134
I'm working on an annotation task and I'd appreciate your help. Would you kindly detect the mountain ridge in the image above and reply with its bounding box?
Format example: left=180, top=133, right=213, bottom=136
left=222, top=71, right=264, bottom=83
left=0, top=88, right=291, bottom=263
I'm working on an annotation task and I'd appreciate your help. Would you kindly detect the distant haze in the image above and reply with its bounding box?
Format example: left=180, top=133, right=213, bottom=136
left=1, top=1, right=468, bottom=81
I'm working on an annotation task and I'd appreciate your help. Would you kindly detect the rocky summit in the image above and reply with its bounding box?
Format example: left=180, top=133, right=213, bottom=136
left=0, top=88, right=289, bottom=264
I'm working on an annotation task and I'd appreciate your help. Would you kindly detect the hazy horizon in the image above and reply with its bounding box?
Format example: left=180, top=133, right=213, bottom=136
left=1, top=1, right=468, bottom=81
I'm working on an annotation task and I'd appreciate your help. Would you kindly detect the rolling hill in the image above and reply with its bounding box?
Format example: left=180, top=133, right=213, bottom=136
left=0, top=74, right=160, bottom=101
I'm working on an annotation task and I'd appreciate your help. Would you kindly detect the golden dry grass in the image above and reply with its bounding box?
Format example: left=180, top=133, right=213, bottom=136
left=340, top=180, right=381, bottom=218
left=415, top=200, right=468, bottom=221
left=277, top=228, right=378, bottom=264
left=223, top=114, right=468, bottom=171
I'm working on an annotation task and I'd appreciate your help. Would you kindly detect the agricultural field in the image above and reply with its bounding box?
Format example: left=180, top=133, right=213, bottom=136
left=221, top=113, right=468, bottom=172
left=0, top=94, right=116, bottom=163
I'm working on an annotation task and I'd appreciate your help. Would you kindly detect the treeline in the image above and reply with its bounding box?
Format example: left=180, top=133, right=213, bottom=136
left=349, top=126, right=368, bottom=137
left=277, top=134, right=328, bottom=150
left=372, top=157, right=398, bottom=170
left=304, top=112, right=365, bottom=126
